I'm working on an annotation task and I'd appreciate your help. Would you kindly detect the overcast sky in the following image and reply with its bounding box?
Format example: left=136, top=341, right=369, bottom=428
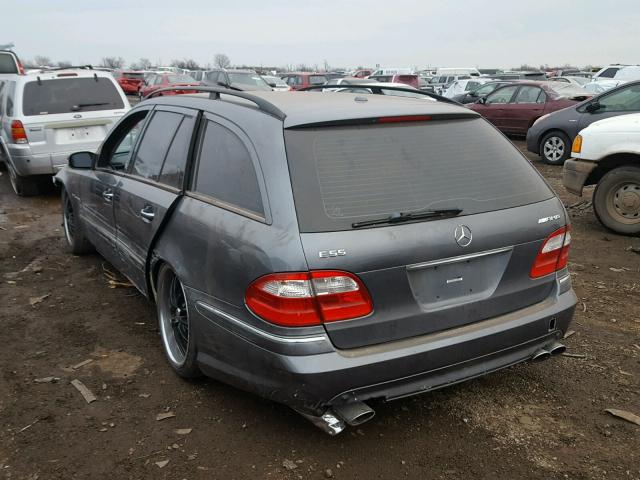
left=5, top=0, right=639, bottom=69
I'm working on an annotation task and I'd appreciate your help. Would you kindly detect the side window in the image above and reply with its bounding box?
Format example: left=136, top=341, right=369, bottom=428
left=130, top=111, right=183, bottom=180
left=99, top=111, right=149, bottom=170
left=474, top=83, right=495, bottom=96
left=597, top=85, right=640, bottom=112
left=514, top=86, right=544, bottom=104
left=157, top=113, right=196, bottom=189
left=194, top=121, right=264, bottom=216
left=486, top=85, right=518, bottom=104
left=154, top=76, right=164, bottom=86
left=599, top=68, right=619, bottom=79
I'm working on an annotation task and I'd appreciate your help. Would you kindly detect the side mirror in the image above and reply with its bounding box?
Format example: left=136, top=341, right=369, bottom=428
left=68, top=151, right=94, bottom=169
left=477, top=97, right=487, bottom=105
left=585, top=101, right=601, bottom=113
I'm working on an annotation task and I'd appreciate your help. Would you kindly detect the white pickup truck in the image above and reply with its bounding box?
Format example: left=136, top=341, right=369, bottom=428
left=563, top=113, right=640, bottom=235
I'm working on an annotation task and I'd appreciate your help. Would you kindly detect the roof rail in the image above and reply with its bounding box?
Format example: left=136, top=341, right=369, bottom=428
left=144, top=86, right=287, bottom=120
left=299, top=84, right=462, bottom=105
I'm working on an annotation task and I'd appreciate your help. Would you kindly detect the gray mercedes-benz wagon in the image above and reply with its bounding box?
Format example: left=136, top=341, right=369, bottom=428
left=55, top=87, right=576, bottom=435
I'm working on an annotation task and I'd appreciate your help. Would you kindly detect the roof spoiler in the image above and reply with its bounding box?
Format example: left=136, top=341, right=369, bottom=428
left=298, top=84, right=462, bottom=105
left=143, top=86, right=287, bottom=120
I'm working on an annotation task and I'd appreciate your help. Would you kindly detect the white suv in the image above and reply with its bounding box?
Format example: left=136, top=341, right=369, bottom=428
left=0, top=68, right=129, bottom=195
left=563, top=113, right=640, bottom=235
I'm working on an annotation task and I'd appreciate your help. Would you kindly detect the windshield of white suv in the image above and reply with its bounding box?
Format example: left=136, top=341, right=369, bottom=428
left=22, top=77, right=124, bottom=115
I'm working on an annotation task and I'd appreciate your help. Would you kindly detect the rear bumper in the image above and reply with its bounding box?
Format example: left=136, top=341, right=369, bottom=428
left=7, top=144, right=99, bottom=176
left=563, top=158, right=597, bottom=196
left=525, top=129, right=540, bottom=154
left=191, top=278, right=577, bottom=412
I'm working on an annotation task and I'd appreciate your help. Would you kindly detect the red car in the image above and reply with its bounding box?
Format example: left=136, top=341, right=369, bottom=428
left=351, top=69, right=373, bottom=78
left=139, top=73, right=201, bottom=99
left=468, top=81, right=591, bottom=135
left=113, top=70, right=146, bottom=94
left=280, top=72, right=328, bottom=91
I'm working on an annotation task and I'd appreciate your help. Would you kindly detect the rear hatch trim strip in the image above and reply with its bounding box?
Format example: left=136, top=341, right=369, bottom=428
left=406, top=246, right=513, bottom=270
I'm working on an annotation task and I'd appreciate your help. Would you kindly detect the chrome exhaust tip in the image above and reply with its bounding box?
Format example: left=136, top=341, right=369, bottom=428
left=531, top=348, right=551, bottom=363
left=294, top=408, right=346, bottom=436
left=547, top=341, right=566, bottom=356
left=333, top=402, right=375, bottom=426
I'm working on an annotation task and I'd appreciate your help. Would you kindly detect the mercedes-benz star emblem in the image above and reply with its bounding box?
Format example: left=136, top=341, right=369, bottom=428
left=454, top=225, right=472, bottom=247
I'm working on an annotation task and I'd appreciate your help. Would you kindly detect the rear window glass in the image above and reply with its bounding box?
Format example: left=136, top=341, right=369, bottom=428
left=285, top=119, right=553, bottom=232
left=0, top=53, right=18, bottom=74
left=228, top=72, right=272, bottom=91
left=22, top=77, right=124, bottom=116
left=167, top=74, right=196, bottom=83
left=310, top=75, right=328, bottom=85
left=123, top=72, right=144, bottom=79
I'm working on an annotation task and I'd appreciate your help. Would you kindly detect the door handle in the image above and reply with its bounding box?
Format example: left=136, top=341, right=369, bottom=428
left=102, top=190, right=114, bottom=202
left=140, top=206, right=155, bottom=222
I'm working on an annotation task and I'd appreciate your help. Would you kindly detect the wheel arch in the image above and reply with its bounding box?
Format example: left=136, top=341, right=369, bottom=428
left=585, top=153, right=640, bottom=186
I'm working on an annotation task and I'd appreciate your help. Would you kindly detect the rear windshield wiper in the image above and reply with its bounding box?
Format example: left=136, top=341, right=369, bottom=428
left=71, top=102, right=109, bottom=111
left=351, top=208, right=463, bottom=229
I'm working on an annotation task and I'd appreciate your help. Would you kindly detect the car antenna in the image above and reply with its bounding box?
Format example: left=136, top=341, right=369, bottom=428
left=94, top=73, right=98, bottom=82
left=37, top=76, right=42, bottom=86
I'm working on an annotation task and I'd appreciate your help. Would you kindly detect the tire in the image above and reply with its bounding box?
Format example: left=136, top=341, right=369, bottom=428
left=156, top=264, right=201, bottom=378
left=7, top=161, right=40, bottom=196
left=540, top=131, right=571, bottom=165
left=593, top=166, right=640, bottom=235
left=62, top=189, right=94, bottom=254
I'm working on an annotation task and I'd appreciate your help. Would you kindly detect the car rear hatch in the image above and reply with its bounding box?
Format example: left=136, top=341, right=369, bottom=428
left=121, top=73, right=143, bottom=86
left=19, top=75, right=127, bottom=158
left=284, top=115, right=566, bottom=349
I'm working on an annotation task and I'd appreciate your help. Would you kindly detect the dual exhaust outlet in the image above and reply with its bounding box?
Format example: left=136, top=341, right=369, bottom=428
left=296, top=401, right=375, bottom=436
left=300, top=340, right=567, bottom=436
left=531, top=341, right=566, bottom=362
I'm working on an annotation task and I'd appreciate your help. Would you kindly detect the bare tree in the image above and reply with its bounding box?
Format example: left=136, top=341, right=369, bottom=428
left=323, top=59, right=330, bottom=72
left=33, top=55, right=52, bottom=67
left=171, top=58, right=200, bottom=70
left=101, top=56, right=125, bottom=69
left=56, top=60, right=72, bottom=68
left=131, top=57, right=152, bottom=70
left=214, top=53, right=231, bottom=69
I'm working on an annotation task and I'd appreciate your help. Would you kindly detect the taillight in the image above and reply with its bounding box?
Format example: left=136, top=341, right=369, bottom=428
left=11, top=120, right=28, bottom=144
left=530, top=226, right=571, bottom=278
left=245, top=271, right=373, bottom=327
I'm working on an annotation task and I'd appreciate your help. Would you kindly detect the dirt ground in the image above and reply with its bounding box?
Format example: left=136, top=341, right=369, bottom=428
left=0, top=141, right=638, bottom=480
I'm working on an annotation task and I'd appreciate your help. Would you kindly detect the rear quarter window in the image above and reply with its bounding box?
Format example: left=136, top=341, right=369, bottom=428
left=193, top=121, right=264, bottom=217
left=284, top=118, right=553, bottom=232
left=22, top=77, right=124, bottom=116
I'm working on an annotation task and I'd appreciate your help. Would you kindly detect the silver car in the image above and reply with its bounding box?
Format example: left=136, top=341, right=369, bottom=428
left=0, top=67, right=129, bottom=195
